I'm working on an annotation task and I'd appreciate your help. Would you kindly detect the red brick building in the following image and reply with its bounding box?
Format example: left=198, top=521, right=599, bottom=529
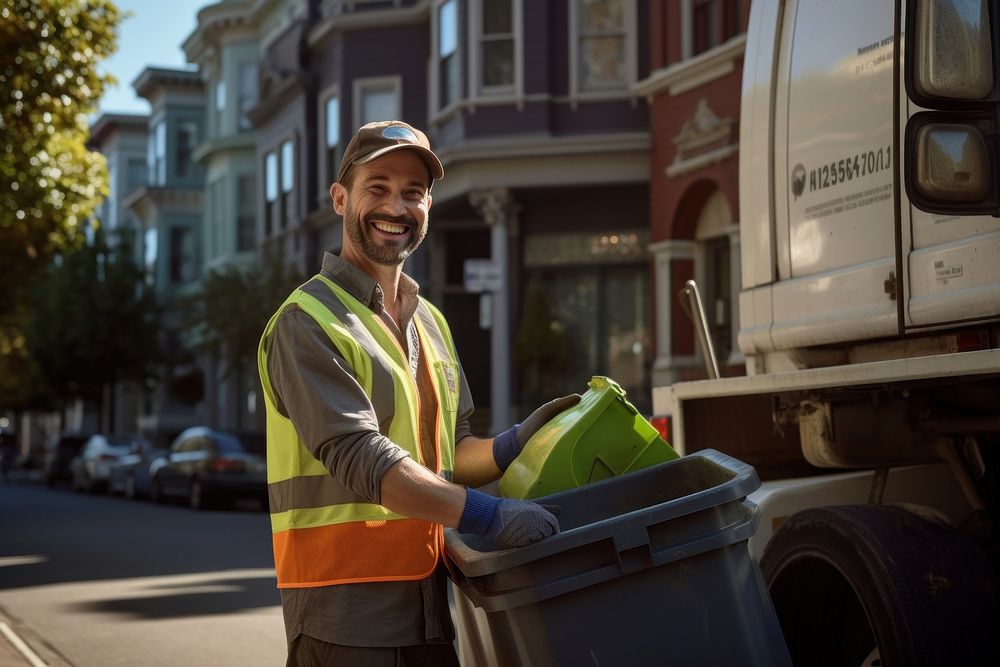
left=636, top=0, right=750, bottom=387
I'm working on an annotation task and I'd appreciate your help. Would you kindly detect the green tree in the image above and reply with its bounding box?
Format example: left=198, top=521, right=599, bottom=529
left=0, top=0, right=123, bottom=409
left=183, top=250, right=305, bottom=380
left=24, top=234, right=161, bottom=420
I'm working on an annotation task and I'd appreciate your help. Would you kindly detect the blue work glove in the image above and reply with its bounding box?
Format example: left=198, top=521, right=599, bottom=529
left=459, top=488, right=560, bottom=548
left=493, top=394, right=581, bottom=472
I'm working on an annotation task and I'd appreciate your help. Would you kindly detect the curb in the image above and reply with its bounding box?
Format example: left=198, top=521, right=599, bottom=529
left=0, top=609, right=72, bottom=667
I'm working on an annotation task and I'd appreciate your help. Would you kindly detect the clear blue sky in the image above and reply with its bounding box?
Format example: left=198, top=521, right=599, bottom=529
left=97, top=0, right=210, bottom=115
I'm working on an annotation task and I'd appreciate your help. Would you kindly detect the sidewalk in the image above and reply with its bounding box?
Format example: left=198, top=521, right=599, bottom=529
left=0, top=609, right=71, bottom=667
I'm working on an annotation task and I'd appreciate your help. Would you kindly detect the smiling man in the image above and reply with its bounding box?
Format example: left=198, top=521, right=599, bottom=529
left=257, top=120, right=579, bottom=666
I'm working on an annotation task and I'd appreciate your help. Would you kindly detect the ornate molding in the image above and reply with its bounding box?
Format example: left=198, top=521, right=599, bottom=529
left=667, top=98, right=737, bottom=178
left=469, top=188, right=514, bottom=227
left=633, top=34, right=746, bottom=100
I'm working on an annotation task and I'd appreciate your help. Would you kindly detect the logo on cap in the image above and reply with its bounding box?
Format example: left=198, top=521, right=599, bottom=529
left=382, top=126, right=418, bottom=143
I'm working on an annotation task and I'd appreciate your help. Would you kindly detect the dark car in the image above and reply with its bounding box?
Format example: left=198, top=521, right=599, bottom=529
left=107, top=436, right=165, bottom=499
left=149, top=427, right=266, bottom=510
left=44, top=433, right=92, bottom=487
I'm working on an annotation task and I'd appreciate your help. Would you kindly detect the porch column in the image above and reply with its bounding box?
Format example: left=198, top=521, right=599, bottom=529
left=470, top=188, right=514, bottom=434
left=650, top=238, right=701, bottom=387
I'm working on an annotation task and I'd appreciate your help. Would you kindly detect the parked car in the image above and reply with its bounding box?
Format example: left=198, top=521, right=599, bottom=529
left=44, top=433, right=92, bottom=487
left=69, top=434, right=136, bottom=493
left=150, top=427, right=266, bottom=510
left=107, top=436, right=165, bottom=499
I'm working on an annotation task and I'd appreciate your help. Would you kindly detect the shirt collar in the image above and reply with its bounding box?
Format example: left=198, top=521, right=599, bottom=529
left=320, top=251, right=421, bottom=317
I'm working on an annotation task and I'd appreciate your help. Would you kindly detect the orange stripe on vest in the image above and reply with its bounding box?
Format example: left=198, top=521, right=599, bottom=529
left=273, top=518, right=442, bottom=588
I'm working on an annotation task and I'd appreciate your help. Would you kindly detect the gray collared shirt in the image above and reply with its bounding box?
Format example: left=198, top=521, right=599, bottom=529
left=266, top=252, right=475, bottom=647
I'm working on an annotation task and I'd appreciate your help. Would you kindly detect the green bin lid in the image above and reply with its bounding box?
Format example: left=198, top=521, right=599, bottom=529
left=499, top=376, right=679, bottom=499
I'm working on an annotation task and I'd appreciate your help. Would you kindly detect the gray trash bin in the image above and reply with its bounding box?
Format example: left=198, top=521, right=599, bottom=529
left=445, top=449, right=791, bottom=666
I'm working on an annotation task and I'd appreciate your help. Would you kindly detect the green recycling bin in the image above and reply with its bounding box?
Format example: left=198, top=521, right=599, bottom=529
left=500, top=376, right=679, bottom=499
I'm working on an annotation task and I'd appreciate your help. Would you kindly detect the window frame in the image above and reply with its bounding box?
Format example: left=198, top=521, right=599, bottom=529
left=236, top=173, right=256, bottom=253
left=683, top=0, right=744, bottom=59
left=215, top=78, right=226, bottom=134
left=432, top=0, right=461, bottom=112
left=264, top=150, right=278, bottom=236
left=280, top=137, right=295, bottom=229
left=320, top=86, right=341, bottom=192
left=568, top=0, right=637, bottom=100
left=168, top=225, right=197, bottom=285
left=237, top=63, right=258, bottom=131
left=352, top=75, right=403, bottom=129
left=175, top=120, right=199, bottom=180
left=469, top=0, right=522, bottom=98
left=150, top=120, right=167, bottom=186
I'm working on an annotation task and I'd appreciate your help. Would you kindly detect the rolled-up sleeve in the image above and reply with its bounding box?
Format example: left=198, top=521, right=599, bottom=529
left=454, top=361, right=475, bottom=443
left=266, top=308, right=410, bottom=504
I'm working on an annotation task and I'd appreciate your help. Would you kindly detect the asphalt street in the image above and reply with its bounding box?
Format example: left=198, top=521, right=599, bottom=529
left=0, top=477, right=285, bottom=666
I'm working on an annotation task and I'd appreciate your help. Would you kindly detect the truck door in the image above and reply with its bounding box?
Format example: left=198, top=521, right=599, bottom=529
left=771, top=0, right=900, bottom=348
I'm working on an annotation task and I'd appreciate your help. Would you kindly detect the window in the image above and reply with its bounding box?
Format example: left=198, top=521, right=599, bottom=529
left=324, top=94, right=340, bottom=184
left=356, top=78, right=401, bottom=126
left=147, top=129, right=155, bottom=185
left=215, top=79, right=226, bottom=133
left=238, top=64, right=258, bottom=131
left=520, top=230, right=652, bottom=413
left=438, top=0, right=459, bottom=108
left=237, top=175, right=255, bottom=252
left=149, top=121, right=166, bottom=185
left=576, top=0, right=627, bottom=91
left=169, top=226, right=197, bottom=284
left=280, top=139, right=294, bottom=227
left=518, top=265, right=652, bottom=416
left=211, top=178, right=224, bottom=258
left=264, top=151, right=278, bottom=236
left=702, top=235, right=732, bottom=362
left=692, top=0, right=742, bottom=56
left=175, top=121, right=198, bottom=178
left=481, top=0, right=514, bottom=90
left=143, top=227, right=157, bottom=286
left=126, top=158, right=146, bottom=192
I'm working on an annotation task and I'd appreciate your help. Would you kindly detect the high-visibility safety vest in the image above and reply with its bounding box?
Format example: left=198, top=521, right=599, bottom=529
left=257, top=273, right=460, bottom=588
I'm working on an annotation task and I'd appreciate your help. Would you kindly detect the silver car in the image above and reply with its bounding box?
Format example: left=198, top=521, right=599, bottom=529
left=69, top=434, right=137, bottom=493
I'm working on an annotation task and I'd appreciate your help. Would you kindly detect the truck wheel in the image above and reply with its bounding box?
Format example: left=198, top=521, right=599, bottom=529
left=760, top=504, right=1000, bottom=667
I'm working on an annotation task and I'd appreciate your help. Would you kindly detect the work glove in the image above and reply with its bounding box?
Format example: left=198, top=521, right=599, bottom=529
left=493, top=394, right=581, bottom=472
left=459, top=488, right=560, bottom=549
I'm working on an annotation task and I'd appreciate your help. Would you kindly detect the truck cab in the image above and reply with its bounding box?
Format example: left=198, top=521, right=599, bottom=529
left=654, top=1, right=1000, bottom=664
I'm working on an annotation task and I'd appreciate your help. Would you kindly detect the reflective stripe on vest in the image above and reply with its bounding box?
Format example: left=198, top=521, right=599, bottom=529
left=257, top=274, right=459, bottom=588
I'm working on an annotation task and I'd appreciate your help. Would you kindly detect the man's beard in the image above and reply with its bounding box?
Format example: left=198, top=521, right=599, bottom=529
left=344, top=205, right=427, bottom=266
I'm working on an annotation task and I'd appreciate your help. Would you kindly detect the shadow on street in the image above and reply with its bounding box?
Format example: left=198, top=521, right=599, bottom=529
left=0, top=478, right=277, bottom=617
left=70, top=574, right=279, bottom=620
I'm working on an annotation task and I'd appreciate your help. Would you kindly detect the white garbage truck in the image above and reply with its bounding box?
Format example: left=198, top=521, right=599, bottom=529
left=653, top=0, right=1000, bottom=664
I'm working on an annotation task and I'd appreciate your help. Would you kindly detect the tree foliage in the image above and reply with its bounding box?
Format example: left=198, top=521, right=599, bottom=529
left=183, top=250, right=305, bottom=378
left=0, top=0, right=121, bottom=279
left=22, top=235, right=161, bottom=410
left=0, top=0, right=123, bottom=408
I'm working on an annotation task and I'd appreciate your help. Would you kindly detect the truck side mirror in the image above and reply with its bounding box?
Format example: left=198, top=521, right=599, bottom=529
left=904, top=0, right=999, bottom=215
left=909, top=0, right=993, bottom=103
left=913, top=122, right=991, bottom=201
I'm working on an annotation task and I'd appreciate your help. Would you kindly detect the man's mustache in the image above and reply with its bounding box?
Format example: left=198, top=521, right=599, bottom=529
left=365, top=212, right=416, bottom=228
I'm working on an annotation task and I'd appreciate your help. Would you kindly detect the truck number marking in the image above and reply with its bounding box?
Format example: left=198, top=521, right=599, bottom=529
left=809, top=146, right=892, bottom=194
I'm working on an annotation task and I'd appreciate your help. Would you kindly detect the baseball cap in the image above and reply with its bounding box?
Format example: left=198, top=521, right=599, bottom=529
left=337, top=120, right=444, bottom=186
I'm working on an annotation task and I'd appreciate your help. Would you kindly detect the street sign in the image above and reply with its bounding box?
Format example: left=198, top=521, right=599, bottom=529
left=464, top=258, right=501, bottom=293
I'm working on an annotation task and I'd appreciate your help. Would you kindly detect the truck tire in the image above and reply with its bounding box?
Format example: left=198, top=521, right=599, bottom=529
left=760, top=505, right=1000, bottom=667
